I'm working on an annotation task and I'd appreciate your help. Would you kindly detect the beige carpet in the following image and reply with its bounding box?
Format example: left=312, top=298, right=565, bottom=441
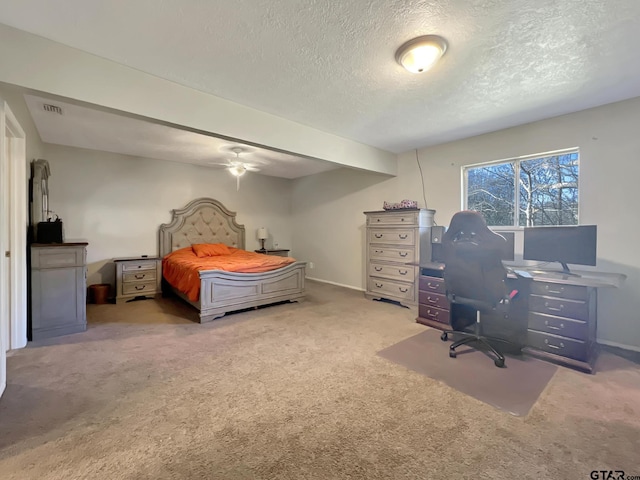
left=0, top=280, right=639, bottom=480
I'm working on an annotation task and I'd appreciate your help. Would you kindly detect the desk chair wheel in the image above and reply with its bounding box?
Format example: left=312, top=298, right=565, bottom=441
left=441, top=332, right=448, bottom=341
left=449, top=349, right=457, bottom=358
left=494, top=358, right=505, bottom=368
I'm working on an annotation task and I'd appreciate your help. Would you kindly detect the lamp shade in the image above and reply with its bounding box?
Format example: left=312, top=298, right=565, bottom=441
left=395, top=35, right=447, bottom=73
left=257, top=227, right=268, bottom=240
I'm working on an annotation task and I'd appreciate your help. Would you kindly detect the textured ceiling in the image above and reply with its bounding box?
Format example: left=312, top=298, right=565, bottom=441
left=2, top=0, right=640, bottom=153
left=23, top=94, right=339, bottom=179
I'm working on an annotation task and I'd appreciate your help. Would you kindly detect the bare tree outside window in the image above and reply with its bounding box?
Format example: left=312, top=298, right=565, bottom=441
left=466, top=150, right=579, bottom=227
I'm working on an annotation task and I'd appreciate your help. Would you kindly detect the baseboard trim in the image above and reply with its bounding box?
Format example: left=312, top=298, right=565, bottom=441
left=597, top=339, right=640, bottom=353
left=305, top=276, right=364, bottom=292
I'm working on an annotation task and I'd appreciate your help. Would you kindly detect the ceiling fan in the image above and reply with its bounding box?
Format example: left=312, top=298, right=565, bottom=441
left=208, top=147, right=261, bottom=190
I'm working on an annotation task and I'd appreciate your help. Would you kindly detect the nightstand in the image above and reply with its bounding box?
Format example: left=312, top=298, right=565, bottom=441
left=114, top=256, right=162, bottom=304
left=255, top=249, right=290, bottom=257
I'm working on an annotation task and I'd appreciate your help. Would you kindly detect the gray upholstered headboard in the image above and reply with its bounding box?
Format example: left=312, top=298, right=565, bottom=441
left=159, top=198, right=246, bottom=257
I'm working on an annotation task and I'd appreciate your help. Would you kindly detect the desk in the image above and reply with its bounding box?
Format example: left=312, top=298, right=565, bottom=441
left=416, top=263, right=626, bottom=373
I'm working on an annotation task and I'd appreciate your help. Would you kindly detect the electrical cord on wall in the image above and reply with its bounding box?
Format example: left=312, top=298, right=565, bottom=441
left=415, top=149, right=438, bottom=224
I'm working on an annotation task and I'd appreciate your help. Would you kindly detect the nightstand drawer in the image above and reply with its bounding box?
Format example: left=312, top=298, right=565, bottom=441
left=123, top=270, right=157, bottom=283
left=122, top=281, right=157, bottom=296
left=122, top=260, right=158, bottom=271
left=367, top=212, right=418, bottom=226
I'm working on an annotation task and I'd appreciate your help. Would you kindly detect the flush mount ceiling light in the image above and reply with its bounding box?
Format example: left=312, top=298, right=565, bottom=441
left=395, top=35, right=448, bottom=74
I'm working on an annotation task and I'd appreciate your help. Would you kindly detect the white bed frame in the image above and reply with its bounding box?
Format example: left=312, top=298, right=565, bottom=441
left=159, top=198, right=306, bottom=323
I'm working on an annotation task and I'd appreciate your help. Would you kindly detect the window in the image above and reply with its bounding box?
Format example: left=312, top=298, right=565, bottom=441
left=464, top=149, right=579, bottom=227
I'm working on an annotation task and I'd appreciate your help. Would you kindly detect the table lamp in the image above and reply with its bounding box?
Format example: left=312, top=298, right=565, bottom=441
left=257, top=227, right=268, bottom=252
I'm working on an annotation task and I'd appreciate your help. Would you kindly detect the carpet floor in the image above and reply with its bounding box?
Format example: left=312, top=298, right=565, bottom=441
left=0, top=280, right=639, bottom=480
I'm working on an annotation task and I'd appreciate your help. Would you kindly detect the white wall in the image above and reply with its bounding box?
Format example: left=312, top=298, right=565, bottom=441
left=0, top=82, right=45, bottom=163
left=45, top=144, right=294, bottom=288
left=292, top=97, right=640, bottom=351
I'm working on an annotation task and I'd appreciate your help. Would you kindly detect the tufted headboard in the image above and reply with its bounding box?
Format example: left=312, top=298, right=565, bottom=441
left=159, top=198, right=246, bottom=258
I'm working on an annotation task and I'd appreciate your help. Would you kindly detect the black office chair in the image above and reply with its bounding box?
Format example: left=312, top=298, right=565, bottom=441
left=439, top=211, right=517, bottom=368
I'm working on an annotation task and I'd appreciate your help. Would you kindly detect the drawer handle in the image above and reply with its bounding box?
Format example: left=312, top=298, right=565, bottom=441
left=399, top=287, right=408, bottom=293
left=427, top=296, right=438, bottom=304
left=545, top=285, right=564, bottom=294
left=400, top=218, right=405, bottom=221
left=399, top=234, right=408, bottom=239
left=398, top=252, right=408, bottom=257
left=376, top=218, right=381, bottom=222
left=374, top=250, right=383, bottom=254
left=547, top=306, right=564, bottom=312
left=134, top=285, right=146, bottom=291
left=375, top=282, right=383, bottom=288
left=374, top=234, right=383, bottom=239
left=374, top=266, right=383, bottom=272
left=544, top=320, right=564, bottom=330
left=428, top=310, right=439, bottom=318
left=399, top=270, right=408, bottom=275
left=544, top=339, right=565, bottom=350
left=134, top=274, right=146, bottom=279
left=427, top=283, right=438, bottom=290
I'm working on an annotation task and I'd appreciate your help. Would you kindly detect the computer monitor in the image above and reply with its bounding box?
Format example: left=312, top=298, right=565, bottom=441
left=523, top=225, right=597, bottom=274
left=495, top=231, right=515, bottom=261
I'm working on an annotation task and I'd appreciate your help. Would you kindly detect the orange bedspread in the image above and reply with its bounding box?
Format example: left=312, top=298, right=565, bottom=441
left=163, top=246, right=297, bottom=301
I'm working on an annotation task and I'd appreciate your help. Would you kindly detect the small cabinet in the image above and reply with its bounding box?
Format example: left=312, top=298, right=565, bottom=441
left=30, top=243, right=88, bottom=340
left=114, top=257, right=162, bottom=304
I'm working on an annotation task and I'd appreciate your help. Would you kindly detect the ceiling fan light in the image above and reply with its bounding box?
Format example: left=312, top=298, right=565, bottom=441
left=395, top=35, right=447, bottom=74
left=229, top=165, right=247, bottom=177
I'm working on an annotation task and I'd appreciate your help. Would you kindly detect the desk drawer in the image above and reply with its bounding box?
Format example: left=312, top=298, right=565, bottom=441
left=419, top=276, right=446, bottom=295
left=531, top=282, right=589, bottom=301
left=368, top=277, right=414, bottom=301
left=528, top=312, right=588, bottom=341
left=527, top=330, right=589, bottom=361
left=529, top=294, right=589, bottom=321
left=369, top=263, right=416, bottom=282
left=368, top=229, right=416, bottom=246
left=418, top=305, right=450, bottom=325
left=369, top=246, right=416, bottom=263
left=419, top=291, right=449, bottom=310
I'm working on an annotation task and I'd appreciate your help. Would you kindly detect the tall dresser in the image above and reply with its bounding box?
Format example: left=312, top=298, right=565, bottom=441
left=364, top=209, right=434, bottom=306
left=30, top=243, right=88, bottom=340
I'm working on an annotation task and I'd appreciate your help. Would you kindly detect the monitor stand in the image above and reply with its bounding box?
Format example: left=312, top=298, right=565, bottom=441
left=559, top=262, right=581, bottom=277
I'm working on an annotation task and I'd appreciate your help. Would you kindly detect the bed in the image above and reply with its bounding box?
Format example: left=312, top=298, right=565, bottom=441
left=159, top=198, right=306, bottom=323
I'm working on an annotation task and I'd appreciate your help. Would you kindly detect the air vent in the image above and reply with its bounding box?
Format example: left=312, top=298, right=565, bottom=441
left=43, top=104, right=63, bottom=115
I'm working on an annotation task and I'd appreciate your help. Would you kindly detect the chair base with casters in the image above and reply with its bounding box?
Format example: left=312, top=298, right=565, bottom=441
left=440, top=309, right=506, bottom=368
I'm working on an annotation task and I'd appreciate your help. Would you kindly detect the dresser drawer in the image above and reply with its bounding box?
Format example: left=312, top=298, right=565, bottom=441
left=122, top=260, right=158, bottom=271
left=530, top=282, right=589, bottom=301
left=369, top=246, right=416, bottom=263
left=418, top=291, right=449, bottom=310
left=368, top=229, right=416, bottom=246
left=122, top=281, right=157, bottom=296
left=529, top=294, right=590, bottom=321
left=527, top=330, right=589, bottom=361
left=418, top=304, right=450, bottom=325
left=367, top=212, right=418, bottom=226
left=528, top=312, right=589, bottom=341
left=368, top=277, right=414, bottom=301
left=123, top=270, right=157, bottom=283
left=419, top=276, right=446, bottom=295
left=369, top=263, right=416, bottom=281
left=31, top=247, right=85, bottom=268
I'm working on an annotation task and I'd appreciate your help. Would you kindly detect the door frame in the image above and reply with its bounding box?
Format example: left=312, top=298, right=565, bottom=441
left=1, top=99, right=28, bottom=364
